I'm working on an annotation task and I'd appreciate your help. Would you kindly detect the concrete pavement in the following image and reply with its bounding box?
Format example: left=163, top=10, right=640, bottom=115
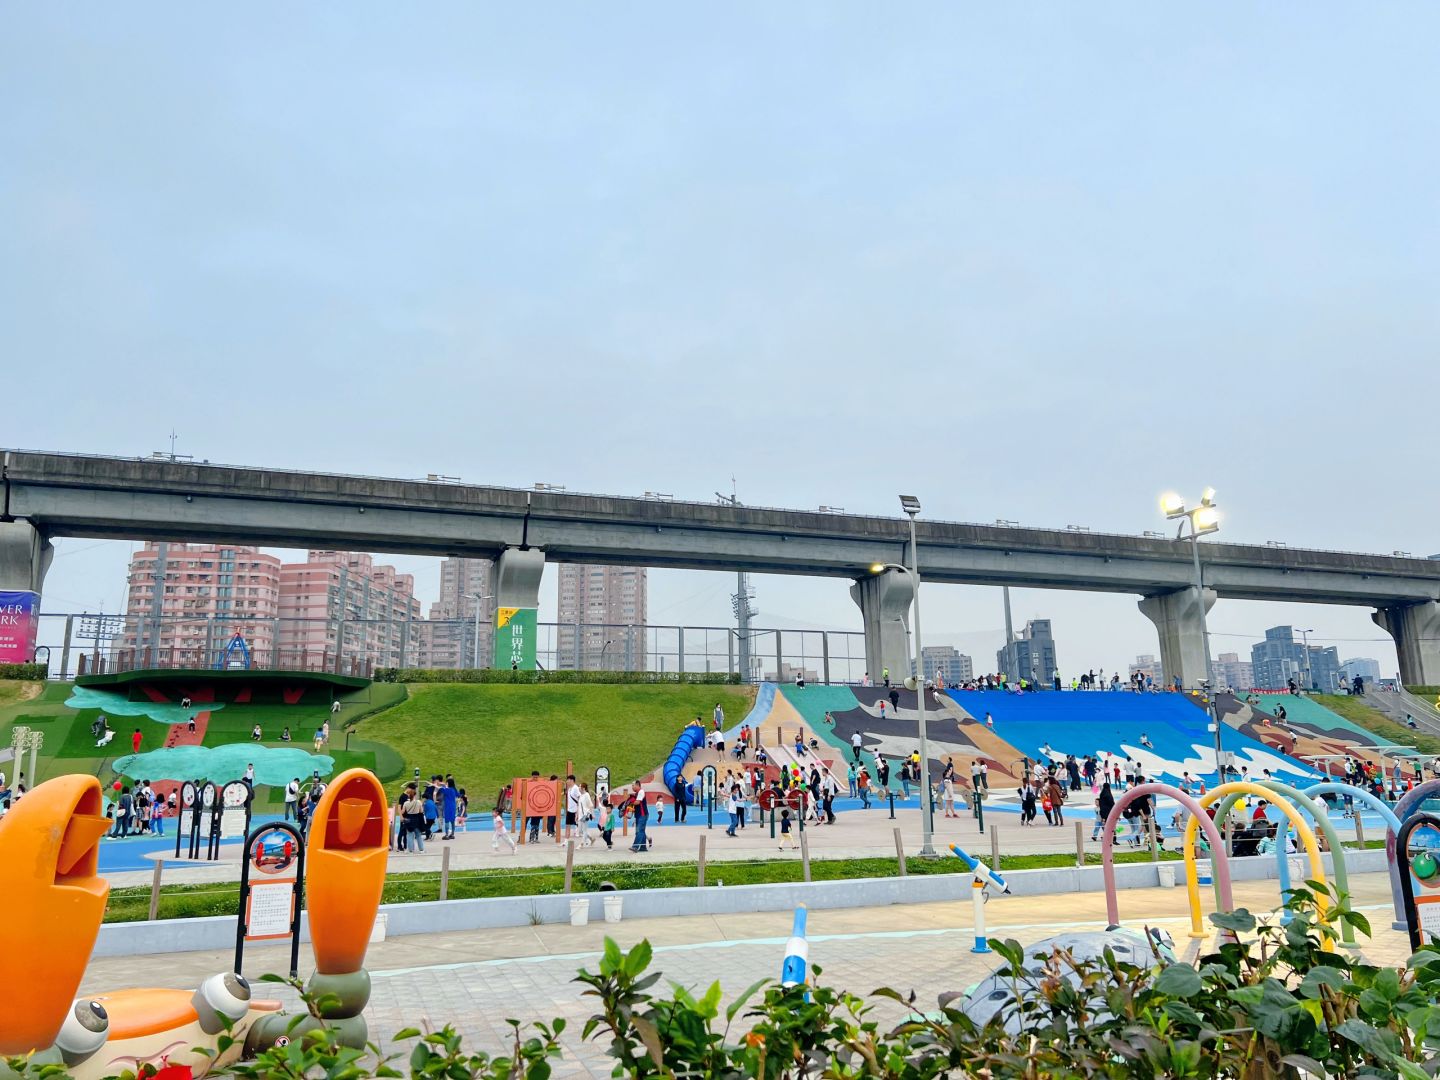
left=80, top=871, right=1408, bottom=1078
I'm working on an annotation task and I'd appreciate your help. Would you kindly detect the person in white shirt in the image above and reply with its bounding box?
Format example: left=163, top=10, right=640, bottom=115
left=565, top=775, right=582, bottom=840
left=578, top=783, right=596, bottom=847
left=284, top=777, right=300, bottom=820
left=492, top=805, right=518, bottom=854
left=851, top=731, right=864, bottom=764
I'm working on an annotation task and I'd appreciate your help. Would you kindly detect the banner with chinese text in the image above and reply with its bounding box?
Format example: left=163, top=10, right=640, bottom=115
left=493, top=606, right=537, bottom=670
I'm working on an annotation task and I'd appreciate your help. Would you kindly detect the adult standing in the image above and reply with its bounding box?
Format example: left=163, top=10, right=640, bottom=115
left=1091, top=782, right=1115, bottom=842
left=628, top=781, right=650, bottom=853
left=851, top=731, right=864, bottom=764
left=285, top=777, right=300, bottom=821
left=565, top=774, right=582, bottom=842
left=441, top=777, right=459, bottom=840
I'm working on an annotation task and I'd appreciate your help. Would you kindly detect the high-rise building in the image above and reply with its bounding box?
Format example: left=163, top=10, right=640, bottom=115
left=420, top=557, right=495, bottom=669
left=997, top=619, right=1058, bottom=684
left=1340, top=657, right=1382, bottom=685
left=1249, top=626, right=1341, bottom=692
left=120, top=543, right=283, bottom=666
left=555, top=564, right=647, bottom=670
left=921, top=645, right=973, bottom=685
left=276, top=551, right=421, bottom=672
left=1213, top=652, right=1255, bottom=692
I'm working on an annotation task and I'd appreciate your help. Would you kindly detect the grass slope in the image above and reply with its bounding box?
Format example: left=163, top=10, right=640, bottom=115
left=1312, top=694, right=1440, bottom=756
left=0, top=680, right=41, bottom=709
left=362, top=683, right=755, bottom=803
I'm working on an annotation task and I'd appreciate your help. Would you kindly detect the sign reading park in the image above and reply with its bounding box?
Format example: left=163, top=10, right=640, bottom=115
left=493, top=606, right=537, bottom=670
left=0, top=591, right=39, bottom=664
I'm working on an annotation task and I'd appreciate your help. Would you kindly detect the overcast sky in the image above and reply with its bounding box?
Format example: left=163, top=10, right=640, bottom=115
left=4, top=5, right=1436, bottom=675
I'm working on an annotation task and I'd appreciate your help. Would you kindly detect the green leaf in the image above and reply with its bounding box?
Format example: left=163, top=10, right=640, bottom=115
left=1336, top=1018, right=1402, bottom=1059
left=726, top=979, right=769, bottom=1023
left=1162, top=1001, right=1204, bottom=1029
left=623, top=939, right=654, bottom=979
left=1153, top=964, right=1203, bottom=999
left=1297, top=967, right=1345, bottom=998
left=1210, top=909, right=1257, bottom=933
left=392, top=1027, right=421, bottom=1041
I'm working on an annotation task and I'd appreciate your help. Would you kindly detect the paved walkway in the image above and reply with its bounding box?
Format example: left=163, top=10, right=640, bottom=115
left=81, top=872, right=1407, bottom=1077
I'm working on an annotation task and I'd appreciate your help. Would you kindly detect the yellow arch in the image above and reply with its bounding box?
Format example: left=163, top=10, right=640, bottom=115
left=1182, top=781, right=1332, bottom=947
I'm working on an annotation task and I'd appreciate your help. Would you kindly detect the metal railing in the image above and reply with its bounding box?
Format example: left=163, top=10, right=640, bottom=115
left=33, top=611, right=868, bottom=684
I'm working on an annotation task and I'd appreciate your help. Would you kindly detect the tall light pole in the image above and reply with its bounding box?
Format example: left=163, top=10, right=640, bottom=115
left=1160, top=489, right=1223, bottom=775
left=1295, top=628, right=1315, bottom=692
left=869, top=493, right=937, bottom=858
left=469, top=593, right=493, bottom=669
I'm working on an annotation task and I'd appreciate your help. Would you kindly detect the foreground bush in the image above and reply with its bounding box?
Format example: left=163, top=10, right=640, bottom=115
left=0, top=663, right=46, bottom=681
left=7, top=885, right=1435, bottom=1078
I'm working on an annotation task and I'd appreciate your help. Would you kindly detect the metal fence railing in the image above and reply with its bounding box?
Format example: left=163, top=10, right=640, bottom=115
left=32, top=612, right=868, bottom=685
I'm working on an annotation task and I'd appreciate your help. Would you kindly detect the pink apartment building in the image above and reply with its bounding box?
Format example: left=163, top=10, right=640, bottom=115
left=276, top=550, right=422, bottom=672
left=120, top=543, right=282, bottom=667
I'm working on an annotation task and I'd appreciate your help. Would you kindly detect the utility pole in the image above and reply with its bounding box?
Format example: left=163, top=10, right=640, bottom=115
left=717, top=480, right=756, bottom=683
left=1001, top=586, right=1016, bottom=681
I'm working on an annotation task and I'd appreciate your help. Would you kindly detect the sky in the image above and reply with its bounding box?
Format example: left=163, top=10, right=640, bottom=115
left=4, top=5, right=1438, bottom=676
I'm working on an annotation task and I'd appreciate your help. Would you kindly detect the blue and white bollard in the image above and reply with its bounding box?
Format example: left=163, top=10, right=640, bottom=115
left=950, top=843, right=1010, bottom=954
left=780, top=905, right=809, bottom=991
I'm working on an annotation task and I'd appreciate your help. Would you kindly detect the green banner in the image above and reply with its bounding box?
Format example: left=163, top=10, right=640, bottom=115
left=493, top=606, right=538, bottom=670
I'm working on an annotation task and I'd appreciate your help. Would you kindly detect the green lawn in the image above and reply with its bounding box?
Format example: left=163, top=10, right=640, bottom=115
left=361, top=683, right=755, bottom=805
left=1312, top=694, right=1440, bottom=756
left=0, top=679, right=41, bottom=709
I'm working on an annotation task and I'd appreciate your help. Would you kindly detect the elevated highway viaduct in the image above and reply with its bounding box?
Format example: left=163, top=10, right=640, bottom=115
left=4, top=450, right=1438, bottom=684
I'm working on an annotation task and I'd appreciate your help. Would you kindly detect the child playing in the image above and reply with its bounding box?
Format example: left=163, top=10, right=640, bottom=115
left=599, top=804, right=617, bottom=849
left=492, top=804, right=518, bottom=854
left=778, top=808, right=796, bottom=850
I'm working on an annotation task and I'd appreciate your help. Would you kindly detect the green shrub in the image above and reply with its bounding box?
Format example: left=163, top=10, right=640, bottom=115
left=11, top=885, right=1436, bottom=1078
left=373, top=667, right=740, bottom=685
left=0, top=663, right=47, bottom=680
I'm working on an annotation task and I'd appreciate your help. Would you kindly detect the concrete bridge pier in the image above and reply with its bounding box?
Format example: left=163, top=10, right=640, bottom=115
left=1373, top=601, right=1440, bottom=686
left=0, top=519, right=52, bottom=597
left=1138, top=586, right=1215, bottom=689
left=850, top=569, right=913, bottom=684
left=494, top=547, right=545, bottom=609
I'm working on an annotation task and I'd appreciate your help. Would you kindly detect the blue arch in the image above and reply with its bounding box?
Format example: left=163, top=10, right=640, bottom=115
left=1302, top=781, right=1403, bottom=925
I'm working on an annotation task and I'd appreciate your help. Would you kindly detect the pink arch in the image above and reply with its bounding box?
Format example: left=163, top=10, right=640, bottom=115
left=1102, top=782, right=1235, bottom=927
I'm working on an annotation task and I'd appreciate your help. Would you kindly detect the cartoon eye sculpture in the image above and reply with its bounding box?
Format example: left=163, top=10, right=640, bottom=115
left=55, top=1000, right=109, bottom=1060
left=193, top=972, right=253, bottom=1033
left=274, top=1035, right=291, bottom=1047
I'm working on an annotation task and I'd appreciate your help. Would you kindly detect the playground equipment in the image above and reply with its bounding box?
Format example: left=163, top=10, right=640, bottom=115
left=1102, top=783, right=1235, bottom=939
left=1301, top=780, right=1404, bottom=927
left=216, top=631, right=252, bottom=670
left=1396, top=812, right=1440, bottom=951
left=950, top=843, right=1009, bottom=954
left=0, top=768, right=391, bottom=1073
left=1246, top=780, right=1352, bottom=945
left=1183, top=782, right=1333, bottom=948
left=780, top=906, right=809, bottom=989
left=663, top=724, right=706, bottom=805
left=1393, top=780, right=1440, bottom=927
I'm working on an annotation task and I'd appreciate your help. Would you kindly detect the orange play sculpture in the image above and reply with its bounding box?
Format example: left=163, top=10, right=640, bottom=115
left=307, top=769, right=388, bottom=975
left=0, top=768, right=391, bottom=1072
left=0, top=775, right=110, bottom=1056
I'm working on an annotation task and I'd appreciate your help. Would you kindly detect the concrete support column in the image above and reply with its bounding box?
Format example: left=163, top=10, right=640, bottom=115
left=0, top=520, right=53, bottom=595
left=494, top=547, right=544, bottom=670
left=1138, top=586, right=1215, bottom=689
left=850, top=570, right=913, bottom=685
left=1373, top=601, right=1440, bottom=686
left=494, top=547, right=544, bottom=609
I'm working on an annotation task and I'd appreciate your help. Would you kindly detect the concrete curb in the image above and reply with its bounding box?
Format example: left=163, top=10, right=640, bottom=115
left=91, top=847, right=1389, bottom=958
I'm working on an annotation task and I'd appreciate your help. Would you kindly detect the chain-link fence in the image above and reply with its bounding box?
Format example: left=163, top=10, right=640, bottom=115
left=33, top=612, right=867, bottom=684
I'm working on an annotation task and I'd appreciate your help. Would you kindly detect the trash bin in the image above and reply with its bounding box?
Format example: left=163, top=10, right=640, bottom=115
left=569, top=898, right=589, bottom=926
left=603, top=895, right=624, bottom=923
left=1157, top=865, right=1176, bottom=889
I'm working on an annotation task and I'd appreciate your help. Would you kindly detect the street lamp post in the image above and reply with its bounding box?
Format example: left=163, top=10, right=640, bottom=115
left=870, top=493, right=937, bottom=858
left=469, top=593, right=494, bottom=669
left=1295, top=628, right=1315, bottom=692
left=1160, top=489, right=1223, bottom=777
